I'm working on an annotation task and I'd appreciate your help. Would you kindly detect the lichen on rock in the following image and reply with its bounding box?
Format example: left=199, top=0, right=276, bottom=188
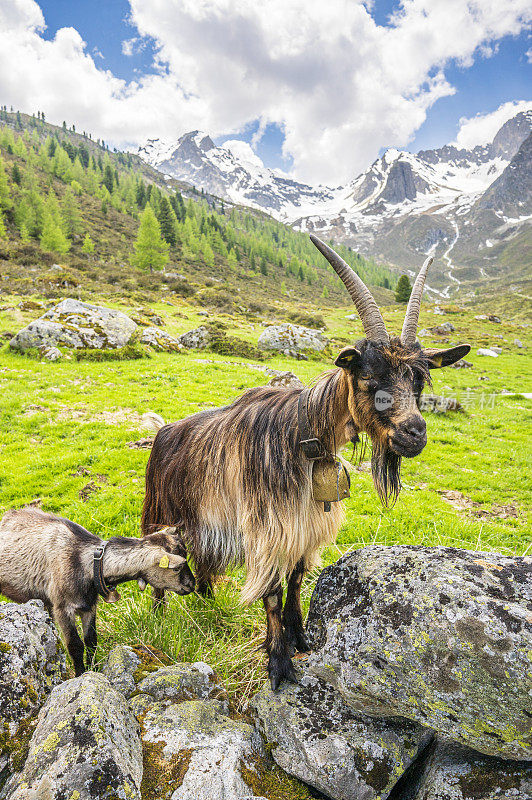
left=404, top=737, right=532, bottom=800
left=140, top=699, right=268, bottom=800
left=306, top=546, right=532, bottom=760
left=4, top=672, right=143, bottom=800
left=258, top=323, right=329, bottom=355
left=9, top=298, right=137, bottom=352
left=254, top=666, right=432, bottom=800
left=0, top=600, right=67, bottom=786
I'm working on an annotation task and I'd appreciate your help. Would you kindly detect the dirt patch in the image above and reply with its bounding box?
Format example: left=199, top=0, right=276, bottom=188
left=56, top=406, right=144, bottom=428
left=438, top=490, right=519, bottom=520
left=127, top=437, right=154, bottom=449
left=79, top=475, right=108, bottom=501
left=22, top=404, right=49, bottom=416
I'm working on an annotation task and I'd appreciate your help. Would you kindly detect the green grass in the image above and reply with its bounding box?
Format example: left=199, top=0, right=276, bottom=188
left=0, top=292, right=530, bottom=707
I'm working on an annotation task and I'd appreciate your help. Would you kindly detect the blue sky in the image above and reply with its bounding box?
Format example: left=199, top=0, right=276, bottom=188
left=3, top=0, right=531, bottom=182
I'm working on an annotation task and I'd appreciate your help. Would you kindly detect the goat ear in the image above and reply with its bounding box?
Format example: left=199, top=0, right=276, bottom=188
left=424, top=344, right=470, bottom=369
left=167, top=553, right=186, bottom=568
left=335, top=347, right=361, bottom=369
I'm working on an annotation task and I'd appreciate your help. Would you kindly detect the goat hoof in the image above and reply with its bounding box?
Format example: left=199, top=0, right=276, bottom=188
left=268, top=657, right=297, bottom=691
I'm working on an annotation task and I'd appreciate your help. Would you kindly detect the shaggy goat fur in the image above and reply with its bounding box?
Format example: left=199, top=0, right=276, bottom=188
left=142, top=335, right=469, bottom=689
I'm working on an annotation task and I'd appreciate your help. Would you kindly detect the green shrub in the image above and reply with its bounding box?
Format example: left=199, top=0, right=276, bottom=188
left=169, top=279, right=195, bottom=297
left=285, top=309, right=326, bottom=329
left=199, top=287, right=235, bottom=311
left=209, top=330, right=265, bottom=360
left=74, top=343, right=151, bottom=361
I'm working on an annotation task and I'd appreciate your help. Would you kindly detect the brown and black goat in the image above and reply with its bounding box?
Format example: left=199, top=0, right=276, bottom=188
left=0, top=508, right=195, bottom=675
left=142, top=235, right=470, bottom=689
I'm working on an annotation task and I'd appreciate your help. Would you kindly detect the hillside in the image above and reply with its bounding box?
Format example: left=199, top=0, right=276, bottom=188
left=141, top=111, right=532, bottom=295
left=0, top=110, right=397, bottom=314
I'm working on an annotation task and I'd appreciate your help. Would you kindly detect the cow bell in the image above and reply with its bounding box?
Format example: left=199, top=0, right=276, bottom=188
left=312, top=459, right=350, bottom=504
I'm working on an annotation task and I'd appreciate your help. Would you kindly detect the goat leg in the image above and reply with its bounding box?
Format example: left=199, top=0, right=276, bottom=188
left=263, top=583, right=297, bottom=691
left=282, top=559, right=311, bottom=654
left=152, top=587, right=166, bottom=610
left=81, top=607, right=97, bottom=670
left=54, top=606, right=85, bottom=677
left=195, top=565, right=215, bottom=599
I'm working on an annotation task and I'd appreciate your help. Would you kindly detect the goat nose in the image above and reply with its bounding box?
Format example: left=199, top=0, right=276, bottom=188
left=404, top=416, right=426, bottom=438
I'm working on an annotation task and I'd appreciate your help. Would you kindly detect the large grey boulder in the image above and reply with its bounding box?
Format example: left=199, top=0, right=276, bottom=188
left=306, top=546, right=532, bottom=760
left=254, top=668, right=432, bottom=800
left=139, top=326, right=183, bottom=352
left=139, top=698, right=268, bottom=800
left=5, top=672, right=143, bottom=800
left=0, top=601, right=67, bottom=780
left=9, top=299, right=137, bottom=351
left=404, top=739, right=532, bottom=800
left=258, top=323, right=329, bottom=354
left=179, top=326, right=211, bottom=349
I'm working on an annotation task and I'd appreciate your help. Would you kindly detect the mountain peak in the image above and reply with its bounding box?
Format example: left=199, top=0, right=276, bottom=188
left=178, top=130, right=215, bottom=152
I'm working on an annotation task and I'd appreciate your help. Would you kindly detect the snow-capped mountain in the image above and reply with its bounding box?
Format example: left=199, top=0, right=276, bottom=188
left=138, top=131, right=335, bottom=215
left=139, top=110, right=532, bottom=294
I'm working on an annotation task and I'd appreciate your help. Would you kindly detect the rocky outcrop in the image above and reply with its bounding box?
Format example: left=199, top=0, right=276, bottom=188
left=267, top=370, right=304, bottom=389
left=254, top=668, right=432, bottom=800
left=139, top=699, right=268, bottom=800
left=178, top=326, right=212, bottom=349
left=9, top=299, right=137, bottom=352
left=306, top=546, right=532, bottom=760
left=4, top=672, right=143, bottom=800
left=139, top=326, right=183, bottom=352
left=403, top=739, right=532, bottom=800
left=0, top=601, right=67, bottom=783
left=258, top=323, right=329, bottom=355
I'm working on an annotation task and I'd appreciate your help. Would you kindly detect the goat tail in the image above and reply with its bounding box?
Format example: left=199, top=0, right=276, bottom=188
left=142, top=411, right=166, bottom=433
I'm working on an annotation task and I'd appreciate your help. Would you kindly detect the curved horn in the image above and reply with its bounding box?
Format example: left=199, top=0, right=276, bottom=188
left=400, top=256, right=433, bottom=345
left=310, top=235, right=389, bottom=343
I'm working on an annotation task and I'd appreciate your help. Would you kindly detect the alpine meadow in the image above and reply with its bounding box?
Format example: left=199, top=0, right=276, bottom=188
left=0, top=12, right=531, bottom=791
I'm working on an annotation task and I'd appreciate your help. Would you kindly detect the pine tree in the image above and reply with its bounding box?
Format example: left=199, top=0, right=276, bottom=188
left=135, top=182, right=146, bottom=209
left=81, top=234, right=95, bottom=255
left=0, top=157, right=11, bottom=211
left=260, top=257, right=268, bottom=276
left=19, top=222, right=30, bottom=243
left=395, top=274, right=412, bottom=303
left=298, top=265, right=305, bottom=282
left=131, top=205, right=169, bottom=272
left=156, top=195, right=177, bottom=246
left=103, top=165, right=114, bottom=193
left=61, top=188, right=83, bottom=235
left=40, top=214, right=70, bottom=254
left=12, top=163, right=22, bottom=185
left=0, top=211, right=6, bottom=239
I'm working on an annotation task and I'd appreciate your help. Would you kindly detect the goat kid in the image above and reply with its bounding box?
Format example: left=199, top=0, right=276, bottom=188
left=142, top=236, right=470, bottom=690
left=0, top=508, right=195, bottom=675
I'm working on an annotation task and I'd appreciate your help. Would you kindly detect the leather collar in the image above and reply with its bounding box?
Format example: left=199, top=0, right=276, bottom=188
left=298, top=388, right=325, bottom=460
left=93, top=541, right=113, bottom=600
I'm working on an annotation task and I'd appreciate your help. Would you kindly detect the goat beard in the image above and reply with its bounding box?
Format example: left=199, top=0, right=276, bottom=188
left=371, top=442, right=402, bottom=507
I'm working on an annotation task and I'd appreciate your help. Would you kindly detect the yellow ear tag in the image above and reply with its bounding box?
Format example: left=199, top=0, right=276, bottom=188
left=159, top=555, right=170, bottom=569
left=433, top=355, right=442, bottom=367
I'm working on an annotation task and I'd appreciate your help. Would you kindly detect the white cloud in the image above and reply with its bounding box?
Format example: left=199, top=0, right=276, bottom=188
left=453, top=100, right=532, bottom=148
left=527, top=48, right=532, bottom=62
left=0, top=0, right=530, bottom=183
left=122, top=37, right=145, bottom=57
